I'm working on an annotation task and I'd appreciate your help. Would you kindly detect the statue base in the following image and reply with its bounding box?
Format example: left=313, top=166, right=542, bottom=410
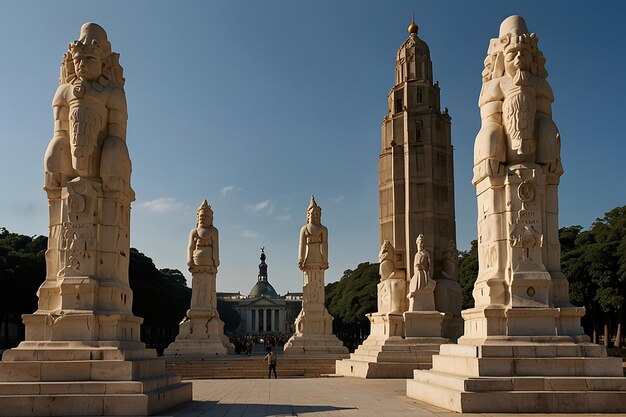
left=164, top=311, right=234, bottom=357
left=0, top=341, right=191, bottom=416
left=335, top=312, right=448, bottom=378
left=283, top=303, right=348, bottom=357
left=407, top=338, right=626, bottom=413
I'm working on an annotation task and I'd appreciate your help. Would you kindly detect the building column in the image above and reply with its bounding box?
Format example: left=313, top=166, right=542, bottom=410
left=246, top=308, right=252, bottom=333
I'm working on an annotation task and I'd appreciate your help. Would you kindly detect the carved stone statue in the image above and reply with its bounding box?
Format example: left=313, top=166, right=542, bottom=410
left=408, top=234, right=436, bottom=311
left=379, top=240, right=395, bottom=281
left=473, top=15, right=562, bottom=185
left=441, top=240, right=459, bottom=281
left=298, top=196, right=329, bottom=271
left=165, top=201, right=233, bottom=356
left=284, top=197, right=347, bottom=356
left=463, top=15, right=582, bottom=341
left=44, top=23, right=131, bottom=193
left=187, top=200, right=219, bottom=271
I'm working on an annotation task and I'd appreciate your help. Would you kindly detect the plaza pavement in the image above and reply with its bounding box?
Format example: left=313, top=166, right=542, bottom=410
left=160, top=377, right=626, bottom=417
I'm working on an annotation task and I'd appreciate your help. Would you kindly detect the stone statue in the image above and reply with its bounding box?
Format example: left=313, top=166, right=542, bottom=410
left=408, top=234, right=435, bottom=311
left=298, top=196, right=329, bottom=271
left=187, top=200, right=219, bottom=271
left=379, top=240, right=395, bottom=281
left=44, top=22, right=131, bottom=193
left=284, top=197, right=347, bottom=355
left=473, top=15, right=562, bottom=185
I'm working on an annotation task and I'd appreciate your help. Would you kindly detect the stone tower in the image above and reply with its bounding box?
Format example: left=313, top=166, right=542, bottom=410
left=378, top=18, right=461, bottom=335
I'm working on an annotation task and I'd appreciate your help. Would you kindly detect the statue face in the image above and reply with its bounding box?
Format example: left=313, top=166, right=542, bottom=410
left=504, top=44, right=531, bottom=77
left=73, top=52, right=103, bottom=81
left=308, top=209, right=321, bottom=225
left=198, top=212, right=213, bottom=228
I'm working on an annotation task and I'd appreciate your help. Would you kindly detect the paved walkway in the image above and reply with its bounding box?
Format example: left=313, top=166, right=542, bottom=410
left=163, top=377, right=626, bottom=417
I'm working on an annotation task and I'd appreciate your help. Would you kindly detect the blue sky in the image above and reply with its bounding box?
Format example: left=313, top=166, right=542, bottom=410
left=1, top=1, right=624, bottom=295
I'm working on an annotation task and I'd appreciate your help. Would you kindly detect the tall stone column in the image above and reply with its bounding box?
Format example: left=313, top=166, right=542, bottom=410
left=283, top=197, right=348, bottom=357
left=0, top=23, right=191, bottom=416
left=408, top=15, right=626, bottom=413
left=164, top=201, right=234, bottom=356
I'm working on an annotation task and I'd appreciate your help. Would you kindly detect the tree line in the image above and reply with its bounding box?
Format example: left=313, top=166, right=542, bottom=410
left=1, top=205, right=624, bottom=350
left=0, top=228, right=239, bottom=351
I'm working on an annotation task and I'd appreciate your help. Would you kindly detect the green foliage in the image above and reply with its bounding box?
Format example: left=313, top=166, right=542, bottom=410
left=458, top=240, right=478, bottom=309
left=128, top=248, right=190, bottom=327
left=216, top=300, right=241, bottom=333
left=325, top=262, right=379, bottom=328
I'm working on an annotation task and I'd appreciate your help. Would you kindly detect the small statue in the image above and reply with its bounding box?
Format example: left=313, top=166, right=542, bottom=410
left=298, top=196, right=328, bottom=271
left=379, top=240, right=395, bottom=281
left=409, top=234, right=434, bottom=294
left=188, top=200, right=219, bottom=270
left=473, top=15, right=562, bottom=185
left=44, top=23, right=131, bottom=193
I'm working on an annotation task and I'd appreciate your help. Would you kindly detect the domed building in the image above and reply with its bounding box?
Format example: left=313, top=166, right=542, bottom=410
left=218, top=248, right=302, bottom=335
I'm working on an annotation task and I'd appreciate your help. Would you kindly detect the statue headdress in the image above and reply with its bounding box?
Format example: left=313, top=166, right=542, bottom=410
left=197, top=199, right=213, bottom=216
left=60, top=22, right=125, bottom=88
left=307, top=195, right=321, bottom=214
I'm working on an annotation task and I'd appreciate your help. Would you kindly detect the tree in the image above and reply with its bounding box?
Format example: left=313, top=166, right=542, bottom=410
left=458, top=240, right=478, bottom=309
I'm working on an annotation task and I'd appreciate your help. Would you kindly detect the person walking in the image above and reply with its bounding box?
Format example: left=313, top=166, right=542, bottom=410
left=263, top=347, right=277, bottom=379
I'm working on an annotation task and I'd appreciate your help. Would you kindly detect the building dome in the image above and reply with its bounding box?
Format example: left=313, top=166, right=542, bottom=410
left=248, top=247, right=278, bottom=297
left=248, top=280, right=278, bottom=298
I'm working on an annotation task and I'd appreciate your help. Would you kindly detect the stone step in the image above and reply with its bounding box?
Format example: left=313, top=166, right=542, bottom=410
left=431, top=354, right=624, bottom=377
left=0, top=358, right=167, bottom=382
left=0, top=380, right=192, bottom=417
left=407, top=376, right=626, bottom=413
left=439, top=342, right=606, bottom=358
left=412, top=369, right=626, bottom=392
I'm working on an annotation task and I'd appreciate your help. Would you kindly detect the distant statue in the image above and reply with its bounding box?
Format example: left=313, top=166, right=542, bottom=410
left=188, top=200, right=219, bottom=271
left=409, top=234, right=434, bottom=293
left=472, top=15, right=562, bottom=185
left=44, top=22, right=131, bottom=193
left=298, top=196, right=329, bottom=271
left=258, top=247, right=268, bottom=278
left=379, top=240, right=395, bottom=281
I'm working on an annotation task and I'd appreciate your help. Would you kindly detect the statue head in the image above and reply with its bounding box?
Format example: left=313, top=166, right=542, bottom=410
left=68, top=23, right=111, bottom=81
left=379, top=240, right=395, bottom=262
left=416, top=234, right=425, bottom=251
left=61, top=23, right=125, bottom=87
left=196, top=200, right=214, bottom=228
left=306, top=195, right=322, bottom=225
left=482, top=15, right=546, bottom=82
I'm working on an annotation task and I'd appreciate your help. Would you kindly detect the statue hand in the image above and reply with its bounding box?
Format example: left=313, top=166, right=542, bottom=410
left=298, top=260, right=305, bottom=270
left=187, top=261, right=195, bottom=268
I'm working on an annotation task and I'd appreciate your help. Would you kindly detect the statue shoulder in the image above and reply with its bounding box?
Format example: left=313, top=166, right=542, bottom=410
left=52, top=84, right=72, bottom=107
left=107, top=87, right=127, bottom=112
left=478, top=78, right=504, bottom=107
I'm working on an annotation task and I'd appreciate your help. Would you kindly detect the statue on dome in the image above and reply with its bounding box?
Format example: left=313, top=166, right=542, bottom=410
left=298, top=196, right=329, bottom=271
left=188, top=200, right=220, bottom=272
left=472, top=15, right=562, bottom=185
left=44, top=22, right=132, bottom=193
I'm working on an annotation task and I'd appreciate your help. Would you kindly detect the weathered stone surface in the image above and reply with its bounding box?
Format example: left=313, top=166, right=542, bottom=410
left=284, top=197, right=348, bottom=357
left=0, top=23, right=191, bottom=416
left=408, top=15, right=626, bottom=413
left=164, top=201, right=234, bottom=357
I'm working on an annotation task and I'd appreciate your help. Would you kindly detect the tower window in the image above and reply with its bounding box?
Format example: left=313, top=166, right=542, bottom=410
left=417, top=87, right=423, bottom=103
left=415, top=121, right=421, bottom=141
left=395, top=99, right=403, bottom=114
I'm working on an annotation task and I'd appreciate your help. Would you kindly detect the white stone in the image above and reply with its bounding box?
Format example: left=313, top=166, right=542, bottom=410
left=0, top=23, right=191, bottom=416
left=283, top=197, right=348, bottom=357
left=164, top=201, right=234, bottom=357
left=408, top=15, right=626, bottom=413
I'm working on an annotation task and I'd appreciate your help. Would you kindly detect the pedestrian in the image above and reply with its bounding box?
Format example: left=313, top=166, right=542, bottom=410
left=263, top=346, right=277, bottom=379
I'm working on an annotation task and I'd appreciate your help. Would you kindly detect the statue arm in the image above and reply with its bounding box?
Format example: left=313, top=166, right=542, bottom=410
left=52, top=86, right=70, bottom=138
left=213, top=228, right=220, bottom=267
left=107, top=88, right=128, bottom=140
left=321, top=227, right=329, bottom=267
left=187, top=229, right=197, bottom=267
left=298, top=227, right=307, bottom=270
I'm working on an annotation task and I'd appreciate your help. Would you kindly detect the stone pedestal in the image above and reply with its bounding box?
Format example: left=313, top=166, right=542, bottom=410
left=283, top=272, right=348, bottom=357
left=335, top=312, right=448, bottom=378
left=164, top=268, right=234, bottom=357
left=407, top=339, right=626, bottom=413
